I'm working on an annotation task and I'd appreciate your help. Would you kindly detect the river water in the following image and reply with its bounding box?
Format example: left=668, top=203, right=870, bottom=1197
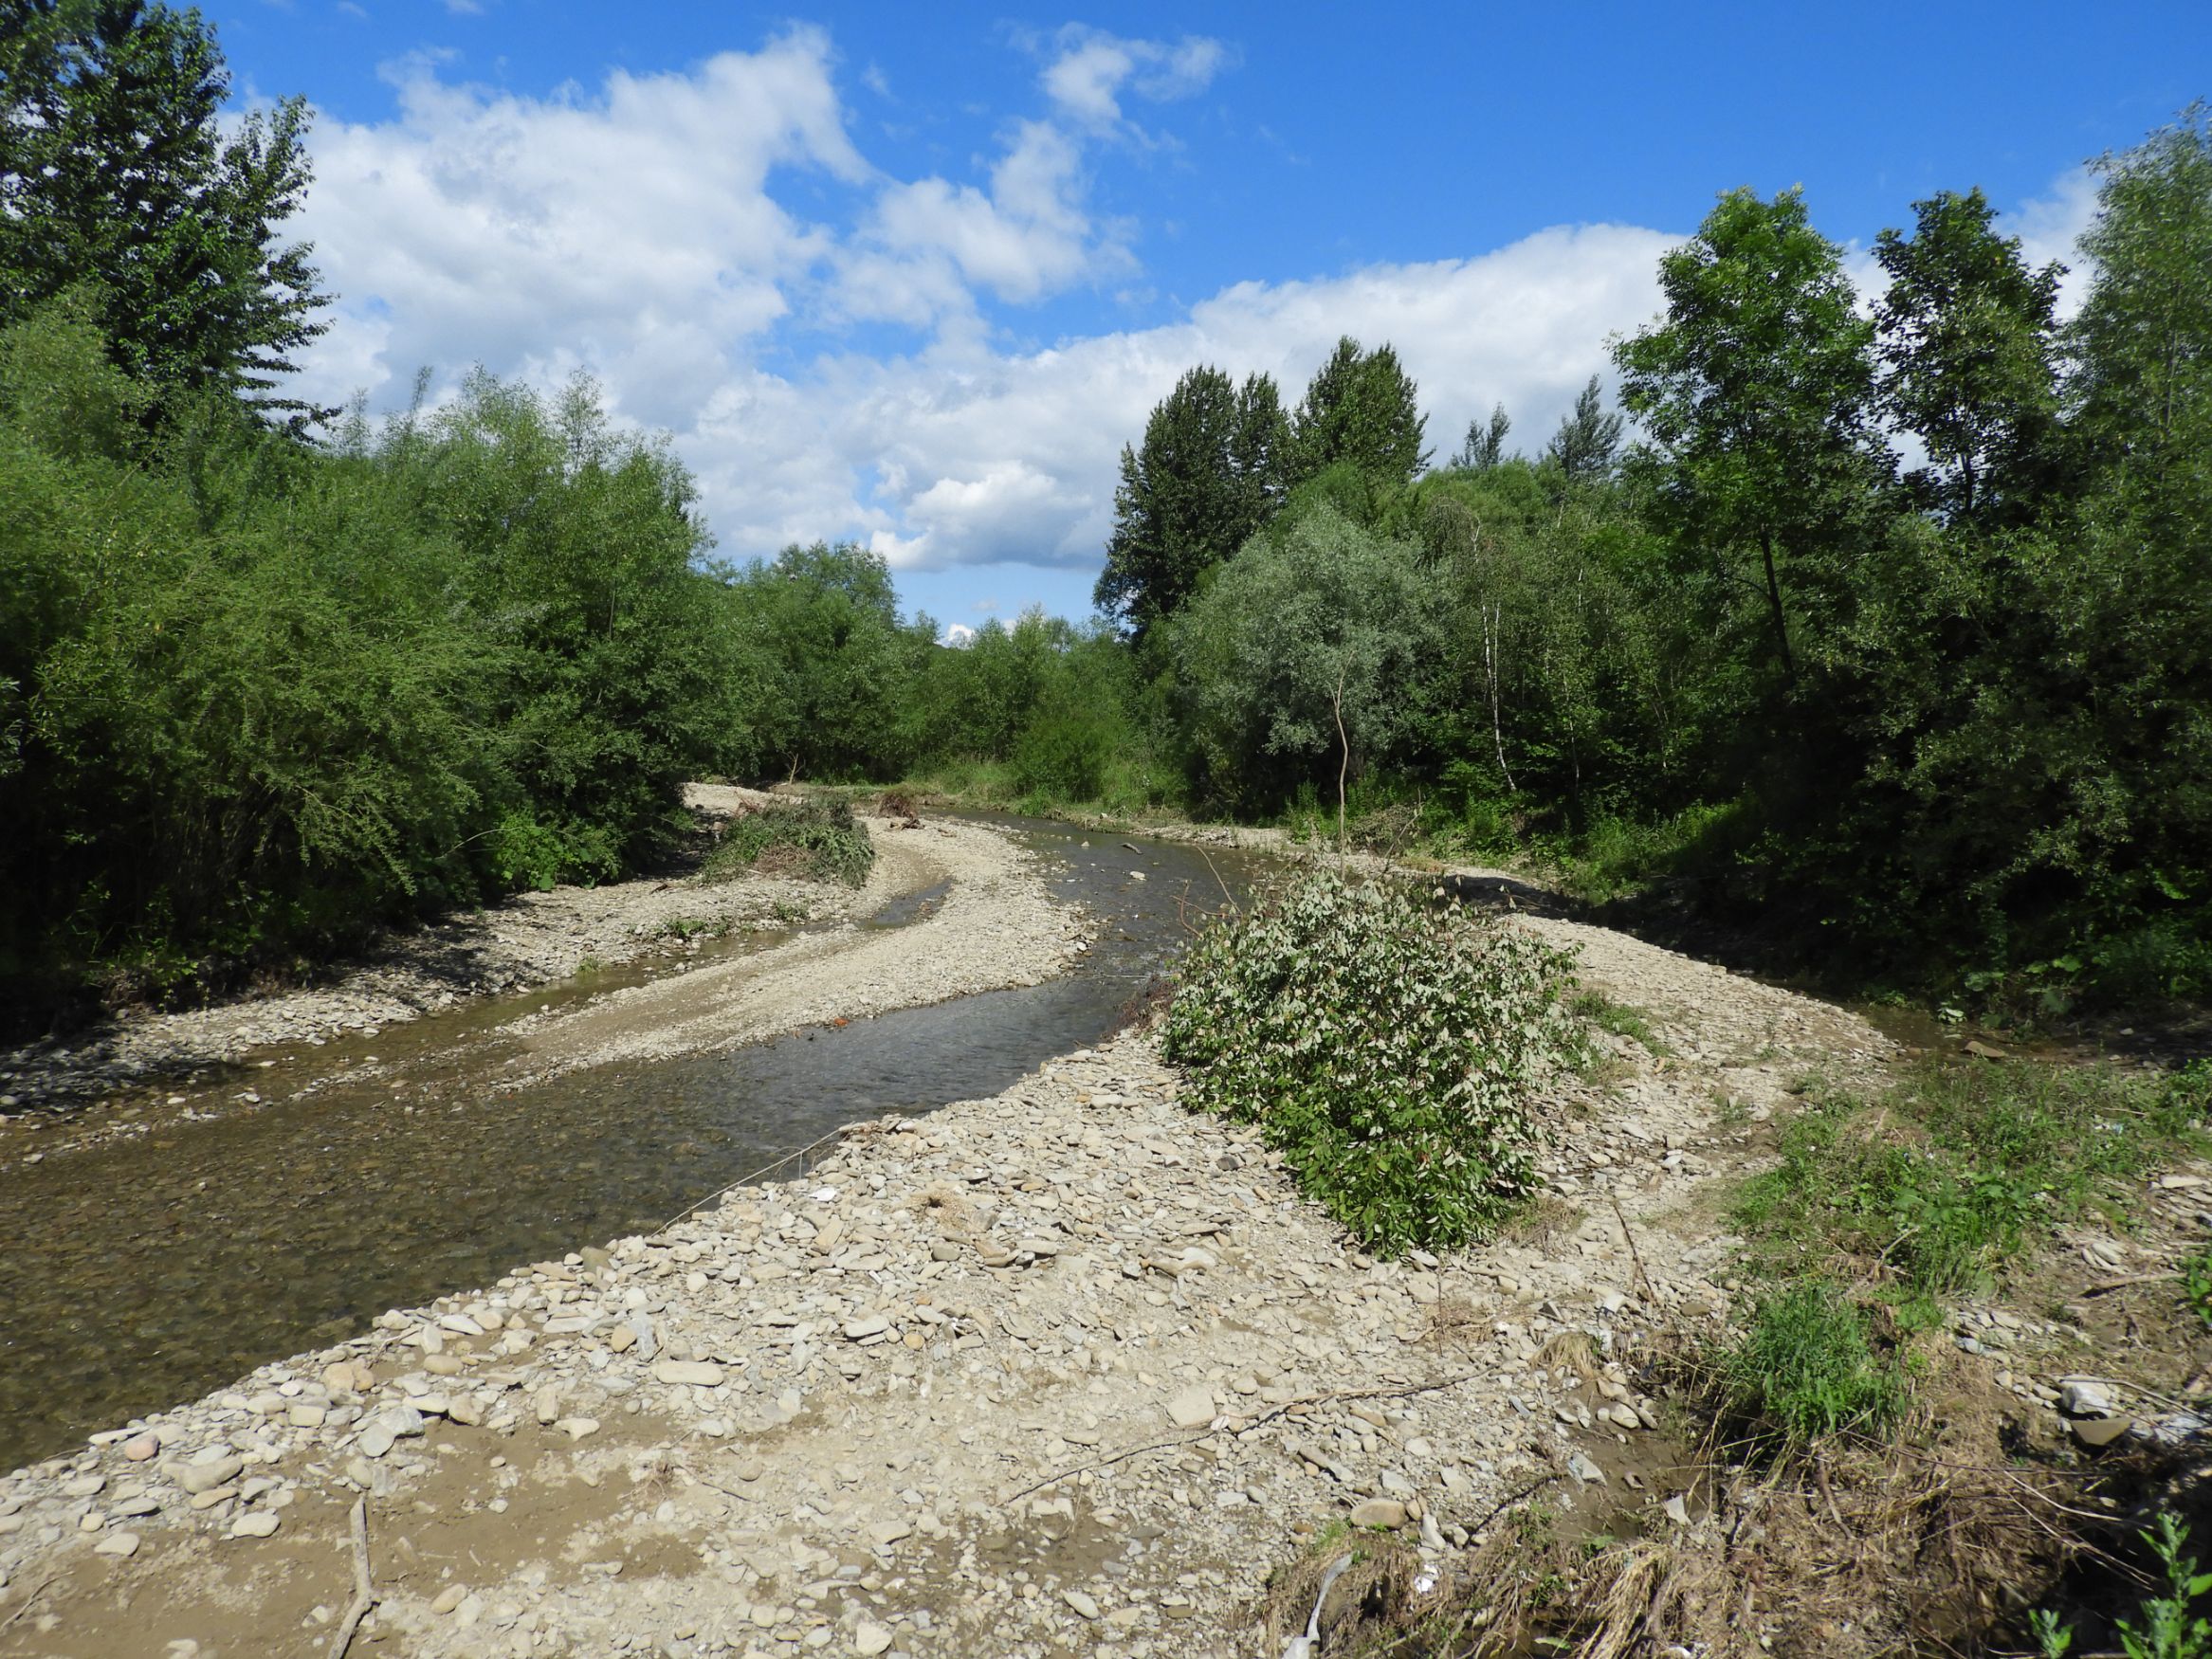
left=0, top=821, right=1258, bottom=1470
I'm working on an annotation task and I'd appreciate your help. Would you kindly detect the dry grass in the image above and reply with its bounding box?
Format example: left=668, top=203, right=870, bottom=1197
left=1256, top=1346, right=2182, bottom=1658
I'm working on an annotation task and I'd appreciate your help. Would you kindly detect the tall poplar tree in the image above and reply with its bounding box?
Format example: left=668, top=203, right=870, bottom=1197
left=1288, top=337, right=1429, bottom=489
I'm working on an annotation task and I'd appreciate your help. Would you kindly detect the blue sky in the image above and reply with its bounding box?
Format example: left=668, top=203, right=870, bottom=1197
left=218, top=1, right=2209, bottom=629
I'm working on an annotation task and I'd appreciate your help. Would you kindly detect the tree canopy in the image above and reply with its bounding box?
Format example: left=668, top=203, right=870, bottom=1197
left=1093, top=365, right=1288, bottom=639
left=0, top=0, right=330, bottom=423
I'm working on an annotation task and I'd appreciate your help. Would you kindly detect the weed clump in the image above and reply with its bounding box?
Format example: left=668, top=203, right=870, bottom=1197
left=1163, top=870, right=1578, bottom=1255
left=1736, top=1058, right=2210, bottom=1301
left=1721, top=1279, right=1907, bottom=1443
left=700, top=798, right=874, bottom=888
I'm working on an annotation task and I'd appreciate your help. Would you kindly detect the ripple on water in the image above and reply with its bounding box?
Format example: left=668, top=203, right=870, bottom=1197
left=0, top=821, right=1259, bottom=1469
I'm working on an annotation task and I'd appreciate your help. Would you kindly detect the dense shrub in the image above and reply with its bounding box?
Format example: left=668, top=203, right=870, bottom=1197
left=1162, top=872, right=1578, bottom=1254
left=0, top=304, right=756, bottom=1012
left=701, top=798, right=874, bottom=888
left=1011, top=699, right=1117, bottom=804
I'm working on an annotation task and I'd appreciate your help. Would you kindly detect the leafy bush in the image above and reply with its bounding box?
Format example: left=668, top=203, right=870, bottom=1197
left=1722, top=1280, right=1906, bottom=1442
left=1163, top=871, right=1578, bottom=1254
left=2034, top=1513, right=2212, bottom=1659
left=1011, top=700, right=1115, bottom=803
left=701, top=798, right=874, bottom=887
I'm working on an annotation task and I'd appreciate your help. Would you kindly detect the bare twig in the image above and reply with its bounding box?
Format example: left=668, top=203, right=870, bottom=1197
left=1332, top=664, right=1349, bottom=870
left=328, top=1498, right=376, bottom=1659
left=1607, top=1192, right=1658, bottom=1308
left=658, top=1123, right=856, bottom=1231
left=0, top=1576, right=59, bottom=1634
left=2082, top=1273, right=2170, bottom=1295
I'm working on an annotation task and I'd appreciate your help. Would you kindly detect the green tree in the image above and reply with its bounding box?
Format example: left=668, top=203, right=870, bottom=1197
left=1289, top=336, right=1430, bottom=489
left=0, top=0, right=330, bottom=422
left=1453, top=402, right=1511, bottom=469
left=1173, top=503, right=1444, bottom=812
left=2071, top=103, right=2212, bottom=521
left=1544, top=375, right=1624, bottom=480
left=1874, top=188, right=2065, bottom=526
left=729, top=540, right=920, bottom=780
left=1614, top=187, right=1890, bottom=684
left=1093, top=366, right=1287, bottom=638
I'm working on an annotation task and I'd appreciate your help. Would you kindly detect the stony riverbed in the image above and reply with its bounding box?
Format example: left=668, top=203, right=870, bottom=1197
left=0, top=902, right=1910, bottom=1659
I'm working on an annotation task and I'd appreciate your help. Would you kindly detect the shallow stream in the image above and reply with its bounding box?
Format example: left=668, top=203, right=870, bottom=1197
left=0, top=821, right=1257, bottom=1469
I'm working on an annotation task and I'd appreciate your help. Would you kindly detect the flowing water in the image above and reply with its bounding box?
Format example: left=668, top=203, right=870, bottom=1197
left=0, top=821, right=1258, bottom=1470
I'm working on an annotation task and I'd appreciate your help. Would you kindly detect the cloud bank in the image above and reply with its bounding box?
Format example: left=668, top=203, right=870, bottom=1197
left=287, top=25, right=2100, bottom=591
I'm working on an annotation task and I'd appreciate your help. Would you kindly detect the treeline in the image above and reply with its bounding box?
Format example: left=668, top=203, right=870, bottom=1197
left=8, top=0, right=2207, bottom=1019
left=943, top=109, right=2212, bottom=1010
left=0, top=3, right=1083, bottom=1013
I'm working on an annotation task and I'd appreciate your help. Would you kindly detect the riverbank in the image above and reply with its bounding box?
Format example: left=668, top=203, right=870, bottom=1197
left=0, top=798, right=1084, bottom=1172
left=0, top=787, right=835, bottom=1118
left=0, top=908, right=1901, bottom=1658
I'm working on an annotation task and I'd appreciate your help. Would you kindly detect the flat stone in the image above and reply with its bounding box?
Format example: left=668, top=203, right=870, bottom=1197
left=853, top=1624, right=894, bottom=1656
left=2071, top=1416, right=2134, bottom=1449
left=431, top=1584, right=468, bottom=1614
left=2059, top=1379, right=2117, bottom=1418
left=1064, top=1590, right=1101, bottom=1619
left=1350, top=1499, right=1407, bottom=1529
left=229, top=1511, right=281, bottom=1539
left=94, top=1529, right=141, bottom=1558
left=653, top=1359, right=724, bottom=1387
left=557, top=1417, right=601, bottom=1441
left=121, top=1434, right=159, bottom=1463
left=1662, top=1495, right=1691, bottom=1526
left=843, top=1316, right=890, bottom=1341
left=1566, top=1452, right=1607, bottom=1486
left=174, top=1455, right=244, bottom=1495
left=868, top=1519, right=911, bottom=1546
left=1165, top=1386, right=1216, bottom=1430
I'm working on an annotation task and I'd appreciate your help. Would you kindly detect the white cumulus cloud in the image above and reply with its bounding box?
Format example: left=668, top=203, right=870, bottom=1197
left=284, top=27, right=2106, bottom=611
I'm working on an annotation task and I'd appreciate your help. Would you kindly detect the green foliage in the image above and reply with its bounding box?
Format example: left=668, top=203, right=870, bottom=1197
left=1011, top=697, right=1117, bottom=805
left=1736, top=1059, right=2208, bottom=1300
left=1874, top=187, right=2066, bottom=526
left=1569, top=991, right=1667, bottom=1055
left=701, top=798, right=874, bottom=888
left=1173, top=504, right=1444, bottom=813
left=2184, top=1245, right=2212, bottom=1332
left=0, top=0, right=330, bottom=424
left=0, top=302, right=747, bottom=1008
left=1453, top=402, right=1511, bottom=470
left=1288, top=336, right=1430, bottom=490
left=1614, top=185, right=1890, bottom=687
left=2036, top=1514, right=2212, bottom=1659
left=1721, top=1279, right=1905, bottom=1442
left=1094, top=366, right=1288, bottom=639
left=1543, top=376, right=1624, bottom=480
left=1162, top=871, right=1579, bottom=1255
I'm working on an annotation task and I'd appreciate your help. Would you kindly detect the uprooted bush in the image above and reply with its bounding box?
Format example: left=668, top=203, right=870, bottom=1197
left=700, top=798, right=874, bottom=887
left=1163, top=870, right=1578, bottom=1255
